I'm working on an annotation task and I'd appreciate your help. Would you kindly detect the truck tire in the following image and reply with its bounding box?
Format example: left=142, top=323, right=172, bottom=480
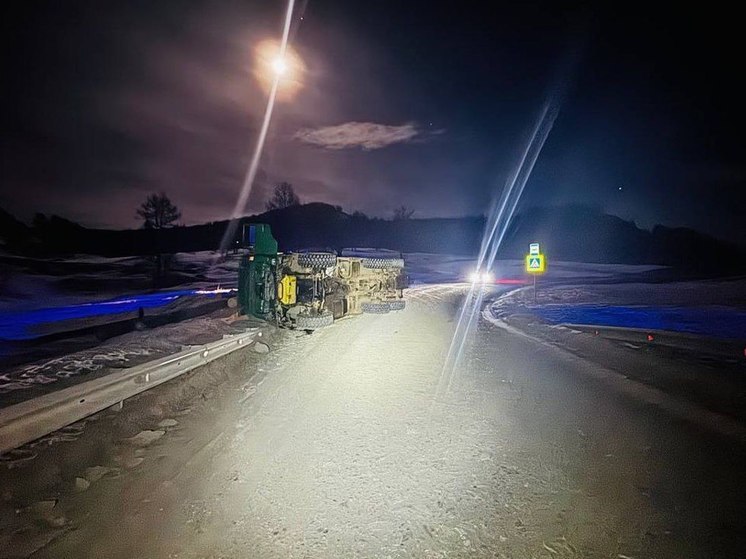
left=387, top=299, right=406, bottom=311
left=295, top=310, right=334, bottom=330
left=298, top=252, right=337, bottom=269
left=361, top=257, right=405, bottom=269
left=361, top=302, right=390, bottom=314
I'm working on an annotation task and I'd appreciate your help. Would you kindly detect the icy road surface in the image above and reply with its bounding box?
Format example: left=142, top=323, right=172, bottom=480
left=24, top=284, right=746, bottom=558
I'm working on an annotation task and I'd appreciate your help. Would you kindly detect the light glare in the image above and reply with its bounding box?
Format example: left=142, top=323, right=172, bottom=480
left=468, top=270, right=494, bottom=283
left=218, top=0, right=297, bottom=253
left=272, top=57, right=287, bottom=75
left=253, top=39, right=305, bottom=101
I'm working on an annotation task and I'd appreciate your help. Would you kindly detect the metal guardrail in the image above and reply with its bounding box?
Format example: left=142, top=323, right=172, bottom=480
left=0, top=330, right=259, bottom=455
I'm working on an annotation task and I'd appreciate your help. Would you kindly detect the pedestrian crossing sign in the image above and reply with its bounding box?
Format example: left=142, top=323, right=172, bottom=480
left=525, top=253, right=546, bottom=274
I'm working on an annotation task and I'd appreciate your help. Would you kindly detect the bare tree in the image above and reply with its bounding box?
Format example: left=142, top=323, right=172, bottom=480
left=136, top=192, right=181, bottom=284
left=137, top=192, right=181, bottom=229
left=392, top=205, right=415, bottom=220
left=265, top=182, right=300, bottom=211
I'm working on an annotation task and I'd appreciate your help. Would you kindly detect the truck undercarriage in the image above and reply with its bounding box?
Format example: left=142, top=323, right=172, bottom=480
left=238, top=224, right=407, bottom=330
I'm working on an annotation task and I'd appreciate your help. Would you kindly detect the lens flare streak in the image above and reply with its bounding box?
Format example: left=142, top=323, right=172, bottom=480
left=434, top=94, right=563, bottom=403
left=218, top=0, right=297, bottom=254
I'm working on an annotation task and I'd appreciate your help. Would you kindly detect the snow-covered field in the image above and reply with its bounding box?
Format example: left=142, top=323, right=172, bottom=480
left=404, top=253, right=745, bottom=341
left=404, top=253, right=664, bottom=285
left=0, top=251, right=256, bottom=405
left=0, top=248, right=732, bottom=348
left=1, top=249, right=664, bottom=315
left=489, top=280, right=746, bottom=341
left=520, top=280, right=746, bottom=307
left=1, top=250, right=742, bottom=408
left=0, top=251, right=243, bottom=343
left=0, top=251, right=240, bottom=313
left=0, top=311, right=260, bottom=407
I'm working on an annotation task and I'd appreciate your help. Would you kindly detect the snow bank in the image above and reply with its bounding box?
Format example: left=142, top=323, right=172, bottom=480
left=489, top=279, right=746, bottom=341
left=0, top=313, right=257, bottom=406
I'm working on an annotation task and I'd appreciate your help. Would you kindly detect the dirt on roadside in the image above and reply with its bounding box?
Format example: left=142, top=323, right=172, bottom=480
left=0, top=324, right=285, bottom=559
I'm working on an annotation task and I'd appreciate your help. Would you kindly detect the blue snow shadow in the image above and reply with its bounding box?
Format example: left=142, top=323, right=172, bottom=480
left=0, top=289, right=234, bottom=341
left=531, top=305, right=746, bottom=341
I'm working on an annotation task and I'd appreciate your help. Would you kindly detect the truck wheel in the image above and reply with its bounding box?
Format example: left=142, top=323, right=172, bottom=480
left=361, top=302, right=390, bottom=314
left=387, top=299, right=406, bottom=311
left=295, top=310, right=334, bottom=330
left=298, top=252, right=337, bottom=269
left=361, top=257, right=405, bottom=269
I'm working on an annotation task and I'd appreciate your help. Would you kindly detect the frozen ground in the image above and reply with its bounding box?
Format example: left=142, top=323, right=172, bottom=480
left=0, top=251, right=241, bottom=350
left=486, top=283, right=746, bottom=423
left=0, top=251, right=662, bottom=347
left=0, top=309, right=261, bottom=408
left=409, top=255, right=745, bottom=344
left=531, top=304, right=746, bottom=339
left=2, top=285, right=745, bottom=558
left=0, top=287, right=235, bottom=342
left=520, top=279, right=746, bottom=307
left=0, top=251, right=240, bottom=313
left=0, top=249, right=664, bottom=316
left=2, top=251, right=741, bottom=413
left=490, top=280, right=746, bottom=341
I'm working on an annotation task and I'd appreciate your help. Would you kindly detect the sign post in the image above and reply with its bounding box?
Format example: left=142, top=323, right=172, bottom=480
left=525, top=242, right=546, bottom=303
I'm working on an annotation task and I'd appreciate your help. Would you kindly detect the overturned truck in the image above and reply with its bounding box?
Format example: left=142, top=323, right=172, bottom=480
left=238, top=224, right=407, bottom=330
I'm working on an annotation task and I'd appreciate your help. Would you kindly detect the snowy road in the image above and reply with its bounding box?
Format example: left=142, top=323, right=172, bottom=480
left=19, top=284, right=746, bottom=558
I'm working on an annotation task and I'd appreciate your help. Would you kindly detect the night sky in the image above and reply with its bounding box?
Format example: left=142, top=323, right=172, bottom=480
left=2, top=1, right=744, bottom=242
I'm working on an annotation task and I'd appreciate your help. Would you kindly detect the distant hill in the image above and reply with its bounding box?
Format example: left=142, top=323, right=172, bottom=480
left=0, top=208, right=29, bottom=247
left=1, top=203, right=743, bottom=275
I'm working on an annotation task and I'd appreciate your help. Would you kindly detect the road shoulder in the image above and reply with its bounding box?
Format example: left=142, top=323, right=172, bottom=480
left=485, top=286, right=746, bottom=439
